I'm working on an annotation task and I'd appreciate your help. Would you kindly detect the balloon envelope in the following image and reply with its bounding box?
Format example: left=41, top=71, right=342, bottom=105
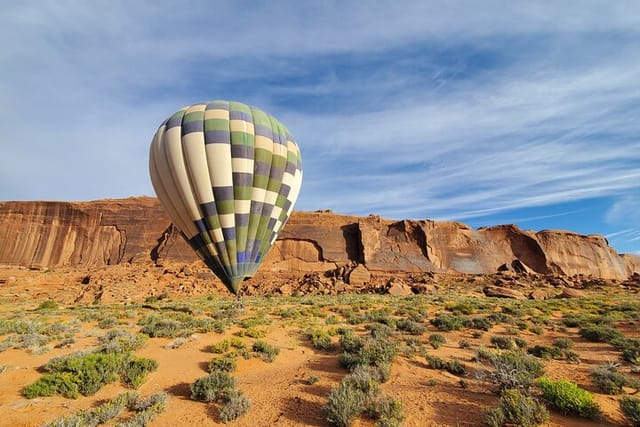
left=149, top=100, right=303, bottom=294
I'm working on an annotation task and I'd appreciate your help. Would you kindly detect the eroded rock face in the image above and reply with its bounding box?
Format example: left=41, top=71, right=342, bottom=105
left=0, top=198, right=638, bottom=280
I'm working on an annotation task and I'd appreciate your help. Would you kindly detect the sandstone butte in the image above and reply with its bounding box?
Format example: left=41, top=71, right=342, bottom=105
left=0, top=197, right=638, bottom=283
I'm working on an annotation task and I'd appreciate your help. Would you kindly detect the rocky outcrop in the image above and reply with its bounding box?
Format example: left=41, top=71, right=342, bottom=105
left=0, top=198, right=638, bottom=280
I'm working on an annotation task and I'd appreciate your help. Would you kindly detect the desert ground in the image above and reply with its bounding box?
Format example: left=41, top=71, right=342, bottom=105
left=0, top=264, right=638, bottom=427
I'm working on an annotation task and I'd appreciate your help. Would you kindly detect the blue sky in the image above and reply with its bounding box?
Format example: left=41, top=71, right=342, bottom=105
left=1, top=1, right=639, bottom=254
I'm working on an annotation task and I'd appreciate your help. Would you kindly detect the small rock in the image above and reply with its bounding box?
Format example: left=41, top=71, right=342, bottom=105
left=483, top=286, right=526, bottom=300
left=529, top=289, right=548, bottom=300
left=557, top=287, right=585, bottom=299
left=387, top=280, right=413, bottom=296
left=411, top=283, right=438, bottom=295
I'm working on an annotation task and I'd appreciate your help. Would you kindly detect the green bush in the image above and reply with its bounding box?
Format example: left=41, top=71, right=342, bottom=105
left=367, top=394, right=404, bottom=427
left=430, top=314, right=464, bottom=331
left=325, top=382, right=367, bottom=427
left=365, top=323, right=394, bottom=339
left=209, top=354, right=237, bottom=373
left=339, top=337, right=397, bottom=377
left=490, top=336, right=518, bottom=350
left=219, top=390, right=251, bottom=423
left=190, top=371, right=235, bottom=403
left=485, top=388, right=549, bottom=427
left=465, top=317, right=493, bottom=331
left=620, top=396, right=640, bottom=427
left=325, top=364, right=404, bottom=427
left=36, top=300, right=59, bottom=310
left=527, top=345, right=563, bottom=360
left=552, top=338, right=574, bottom=350
left=43, top=392, right=168, bottom=427
left=339, top=330, right=364, bottom=353
left=614, top=338, right=640, bottom=365
left=139, top=316, right=184, bottom=338
left=425, top=354, right=466, bottom=375
left=46, top=352, right=127, bottom=396
left=122, top=358, right=158, bottom=389
left=210, top=337, right=246, bottom=354
left=308, top=328, right=335, bottom=351
left=396, top=319, right=426, bottom=335
left=480, top=350, right=545, bottom=392
left=537, top=377, right=600, bottom=418
left=579, top=325, right=622, bottom=342
left=29, top=350, right=156, bottom=398
left=590, top=365, right=630, bottom=395
left=98, top=329, right=148, bottom=353
left=252, top=340, right=280, bottom=362
left=23, top=372, right=79, bottom=399
left=428, top=334, right=446, bottom=349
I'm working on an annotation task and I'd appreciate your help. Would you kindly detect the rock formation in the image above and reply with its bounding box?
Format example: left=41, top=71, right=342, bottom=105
left=0, top=198, right=638, bottom=281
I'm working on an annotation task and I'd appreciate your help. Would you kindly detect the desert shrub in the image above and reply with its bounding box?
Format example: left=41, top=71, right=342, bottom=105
left=23, top=372, right=79, bottom=399
left=620, top=396, right=640, bottom=427
left=29, top=350, right=156, bottom=398
left=139, top=316, right=184, bottom=338
left=325, top=363, right=404, bottom=427
left=351, top=339, right=396, bottom=370
left=564, top=350, right=581, bottom=364
left=211, top=340, right=232, bottom=354
left=478, top=350, right=545, bottom=392
left=44, top=392, right=168, bottom=427
left=614, top=338, right=640, bottom=365
left=396, top=319, right=426, bottom=335
left=308, top=328, right=335, bottom=351
left=430, top=314, right=464, bottom=331
left=219, top=390, right=251, bottom=422
left=527, top=345, right=563, bottom=360
left=234, top=325, right=266, bottom=338
left=485, top=388, right=549, bottom=427
left=339, top=329, right=364, bottom=353
left=428, top=334, right=446, bottom=349
left=342, top=365, right=380, bottom=395
left=45, top=352, right=127, bottom=396
left=365, top=323, right=394, bottom=339
left=590, top=364, right=631, bottom=395
left=529, top=325, right=544, bottom=335
left=325, top=382, right=368, bottom=427
left=425, top=354, right=466, bottom=376
left=366, top=394, right=404, bottom=427
left=307, top=375, right=319, bottom=385
left=190, top=371, right=235, bottom=402
left=552, top=338, right=574, bottom=350
left=465, top=317, right=493, bottom=331
left=122, top=358, right=158, bottom=389
left=459, top=339, right=471, bottom=349
left=537, top=377, right=600, bottom=418
left=252, top=340, right=280, bottom=362
left=210, top=337, right=246, bottom=354
left=446, top=300, right=477, bottom=315
left=491, top=336, right=519, bottom=350
left=209, top=354, right=237, bottom=373
left=36, top=300, right=59, bottom=310
left=98, top=329, right=148, bottom=353
left=98, top=316, right=118, bottom=329
left=579, top=325, right=622, bottom=342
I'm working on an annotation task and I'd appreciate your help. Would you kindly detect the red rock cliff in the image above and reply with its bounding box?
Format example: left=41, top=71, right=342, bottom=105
left=0, top=198, right=637, bottom=280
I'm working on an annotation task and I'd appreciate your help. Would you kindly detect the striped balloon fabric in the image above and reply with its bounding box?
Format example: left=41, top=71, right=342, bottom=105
left=149, top=101, right=303, bottom=294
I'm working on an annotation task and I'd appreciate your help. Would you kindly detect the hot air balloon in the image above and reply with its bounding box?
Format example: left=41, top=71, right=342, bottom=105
left=149, top=100, right=303, bottom=295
